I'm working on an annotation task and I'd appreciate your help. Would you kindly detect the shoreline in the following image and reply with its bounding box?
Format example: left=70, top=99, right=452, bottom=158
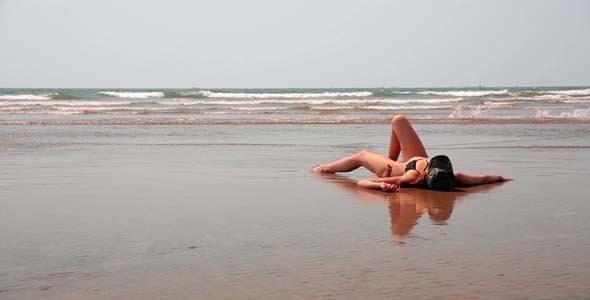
left=1, top=117, right=590, bottom=125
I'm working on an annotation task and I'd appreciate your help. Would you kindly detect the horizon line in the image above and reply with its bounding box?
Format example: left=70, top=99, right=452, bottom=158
left=1, top=84, right=589, bottom=90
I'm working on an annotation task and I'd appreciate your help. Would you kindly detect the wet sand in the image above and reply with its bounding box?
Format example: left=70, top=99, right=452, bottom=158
left=1, top=123, right=589, bottom=299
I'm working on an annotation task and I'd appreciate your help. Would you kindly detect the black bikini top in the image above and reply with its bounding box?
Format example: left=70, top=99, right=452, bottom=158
left=405, top=158, right=428, bottom=173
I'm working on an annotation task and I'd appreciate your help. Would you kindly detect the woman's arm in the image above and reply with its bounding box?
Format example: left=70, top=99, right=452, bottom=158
left=357, top=171, right=420, bottom=192
left=454, top=172, right=512, bottom=187
left=357, top=180, right=398, bottom=191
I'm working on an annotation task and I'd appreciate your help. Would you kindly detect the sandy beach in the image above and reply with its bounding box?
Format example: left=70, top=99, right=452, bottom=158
left=1, top=122, right=589, bottom=299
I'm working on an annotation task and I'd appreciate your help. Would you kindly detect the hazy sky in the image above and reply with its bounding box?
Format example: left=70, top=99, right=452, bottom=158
left=0, top=0, right=588, bottom=88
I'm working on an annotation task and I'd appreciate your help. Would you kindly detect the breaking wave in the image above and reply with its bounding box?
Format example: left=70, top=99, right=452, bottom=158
left=229, top=107, right=290, bottom=111
left=0, top=101, right=132, bottom=106
left=3, top=117, right=589, bottom=125
left=0, top=94, right=55, bottom=100
left=419, top=89, right=510, bottom=97
left=97, top=90, right=374, bottom=99
left=155, top=98, right=463, bottom=106
left=546, top=88, right=590, bottom=96
left=0, top=92, right=80, bottom=100
left=99, top=91, right=165, bottom=99
left=1, top=87, right=589, bottom=122
left=197, top=90, right=373, bottom=99
left=163, top=91, right=208, bottom=99
left=309, top=105, right=455, bottom=111
left=535, top=108, right=590, bottom=119
left=448, top=105, right=491, bottom=119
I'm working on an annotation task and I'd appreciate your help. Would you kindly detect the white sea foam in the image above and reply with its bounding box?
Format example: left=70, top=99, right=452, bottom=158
left=46, top=105, right=220, bottom=114
left=562, top=99, right=590, bottom=104
left=158, top=100, right=250, bottom=105
left=0, top=110, right=88, bottom=115
left=7, top=108, right=150, bottom=115
left=499, top=94, right=590, bottom=102
left=364, top=105, right=455, bottom=110
left=0, top=106, right=28, bottom=111
left=482, top=101, right=521, bottom=107
left=536, top=108, right=590, bottom=119
left=0, top=101, right=132, bottom=106
left=51, top=106, right=145, bottom=111
left=203, top=111, right=268, bottom=115
left=561, top=109, right=590, bottom=118
left=229, top=107, right=290, bottom=111
left=530, top=94, right=590, bottom=101
left=486, top=96, right=523, bottom=101
left=370, top=98, right=462, bottom=104
left=99, top=91, right=165, bottom=98
left=0, top=108, right=144, bottom=115
left=534, top=109, right=552, bottom=118
left=546, top=88, right=590, bottom=96
left=197, top=90, right=373, bottom=99
left=292, top=98, right=463, bottom=105
left=157, top=98, right=463, bottom=106
left=419, top=89, right=509, bottom=97
left=531, top=94, right=569, bottom=100
left=48, top=110, right=86, bottom=115
left=309, top=105, right=454, bottom=111
left=0, top=94, right=55, bottom=100
left=448, top=105, right=490, bottom=119
left=448, top=107, right=463, bottom=119
left=308, top=106, right=356, bottom=110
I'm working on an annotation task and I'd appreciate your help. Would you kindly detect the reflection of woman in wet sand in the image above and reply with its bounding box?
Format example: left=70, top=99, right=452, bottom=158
left=315, top=174, right=506, bottom=238
left=388, top=188, right=456, bottom=237
left=312, top=115, right=511, bottom=192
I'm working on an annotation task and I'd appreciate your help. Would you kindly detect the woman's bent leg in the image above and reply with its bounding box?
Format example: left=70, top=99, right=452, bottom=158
left=389, top=115, right=428, bottom=161
left=313, top=150, right=394, bottom=176
left=388, top=125, right=401, bottom=161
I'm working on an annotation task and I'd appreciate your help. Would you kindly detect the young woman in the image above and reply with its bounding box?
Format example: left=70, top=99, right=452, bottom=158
left=311, top=115, right=511, bottom=192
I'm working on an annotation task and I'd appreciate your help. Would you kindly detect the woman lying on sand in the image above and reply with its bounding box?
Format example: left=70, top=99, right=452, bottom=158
left=312, top=115, right=511, bottom=192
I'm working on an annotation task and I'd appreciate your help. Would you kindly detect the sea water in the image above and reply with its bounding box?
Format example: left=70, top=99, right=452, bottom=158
left=1, top=87, right=589, bottom=124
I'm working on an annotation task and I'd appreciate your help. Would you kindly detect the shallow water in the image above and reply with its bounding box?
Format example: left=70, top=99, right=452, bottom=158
left=1, top=124, right=589, bottom=299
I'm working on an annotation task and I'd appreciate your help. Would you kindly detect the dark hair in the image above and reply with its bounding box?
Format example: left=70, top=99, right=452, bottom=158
left=426, top=155, right=456, bottom=191
left=426, top=168, right=456, bottom=191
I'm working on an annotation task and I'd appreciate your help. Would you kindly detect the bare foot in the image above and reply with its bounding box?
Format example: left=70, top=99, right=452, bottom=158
left=311, top=165, right=333, bottom=174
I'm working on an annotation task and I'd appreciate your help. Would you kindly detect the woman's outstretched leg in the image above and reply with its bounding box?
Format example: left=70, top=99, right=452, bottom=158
left=312, top=150, right=394, bottom=176
left=388, top=115, right=428, bottom=161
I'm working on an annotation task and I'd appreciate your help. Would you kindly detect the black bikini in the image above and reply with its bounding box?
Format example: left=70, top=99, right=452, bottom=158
left=405, top=158, right=426, bottom=172
left=405, top=159, right=418, bottom=172
left=403, top=159, right=429, bottom=188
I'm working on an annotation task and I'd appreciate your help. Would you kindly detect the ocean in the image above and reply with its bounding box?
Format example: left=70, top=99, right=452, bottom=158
left=1, top=87, right=589, bottom=124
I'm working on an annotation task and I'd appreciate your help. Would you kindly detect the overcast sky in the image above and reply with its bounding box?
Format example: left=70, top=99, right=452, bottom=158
left=0, top=0, right=588, bottom=88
